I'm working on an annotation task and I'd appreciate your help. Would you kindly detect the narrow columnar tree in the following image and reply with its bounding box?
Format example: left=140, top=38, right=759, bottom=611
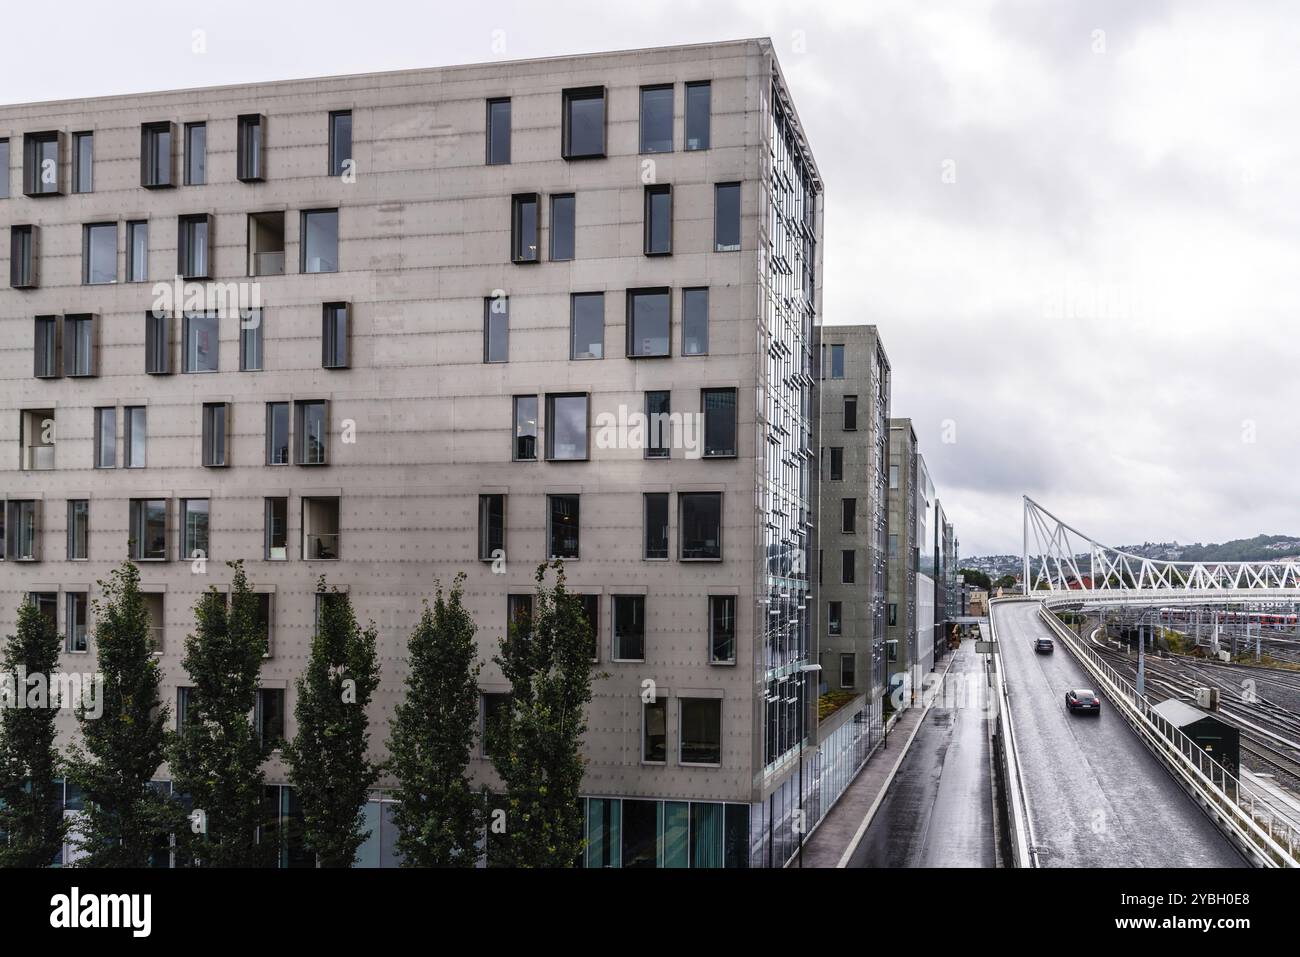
left=169, top=560, right=276, bottom=867
left=283, top=579, right=380, bottom=867
left=65, top=562, right=181, bottom=867
left=0, top=598, right=69, bottom=867
left=388, top=575, right=484, bottom=866
left=488, top=560, right=594, bottom=867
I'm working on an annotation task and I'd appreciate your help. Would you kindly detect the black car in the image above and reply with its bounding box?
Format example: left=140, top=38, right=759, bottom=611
left=1033, top=638, right=1054, bottom=654
left=1065, top=689, right=1101, bottom=714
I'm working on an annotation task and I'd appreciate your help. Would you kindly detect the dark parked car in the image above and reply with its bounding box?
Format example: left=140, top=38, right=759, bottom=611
left=1065, top=689, right=1101, bottom=714
left=1034, top=638, right=1054, bottom=654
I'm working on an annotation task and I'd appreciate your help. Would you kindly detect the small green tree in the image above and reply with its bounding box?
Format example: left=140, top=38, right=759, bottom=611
left=169, top=561, right=276, bottom=867
left=0, top=599, right=69, bottom=867
left=65, top=562, right=181, bottom=867
left=388, top=575, right=484, bottom=866
left=488, top=561, right=594, bottom=867
left=284, top=579, right=380, bottom=867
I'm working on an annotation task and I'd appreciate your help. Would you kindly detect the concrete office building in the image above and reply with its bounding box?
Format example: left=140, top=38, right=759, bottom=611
left=0, top=38, right=822, bottom=867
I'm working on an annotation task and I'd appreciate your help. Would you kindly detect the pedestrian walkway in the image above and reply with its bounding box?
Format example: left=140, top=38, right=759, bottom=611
left=795, top=646, right=963, bottom=868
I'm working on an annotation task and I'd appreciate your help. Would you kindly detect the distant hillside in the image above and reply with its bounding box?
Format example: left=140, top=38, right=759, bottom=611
left=965, top=533, right=1300, bottom=578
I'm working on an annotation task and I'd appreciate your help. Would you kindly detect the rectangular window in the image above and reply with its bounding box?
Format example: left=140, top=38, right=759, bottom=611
left=482, top=692, right=511, bottom=758
left=127, top=221, right=149, bottom=282
left=828, top=601, right=842, bottom=636
left=184, top=122, right=206, bottom=185
left=888, top=533, right=898, bottom=559
left=562, top=87, right=605, bottom=159
left=66, top=593, right=88, bottom=653
left=322, top=302, right=350, bottom=369
left=143, top=594, right=164, bottom=653
left=11, top=225, right=37, bottom=288
left=550, top=193, right=575, bottom=260
left=545, top=393, right=588, bottom=461
left=237, top=114, right=265, bottom=182
left=82, top=223, right=116, bottom=285
left=478, top=494, right=505, bottom=562
left=181, top=498, right=209, bottom=560
left=702, top=388, right=737, bottom=457
left=175, top=687, right=192, bottom=732
left=64, top=315, right=97, bottom=377
left=124, top=406, right=146, bottom=468
left=6, top=502, right=39, bottom=561
left=130, top=499, right=168, bottom=561
left=248, top=210, right=285, bottom=276
left=680, top=698, right=722, bottom=765
left=844, top=395, right=858, bottom=431
left=682, top=288, right=708, bottom=356
left=0, top=139, right=8, bottom=198
left=830, top=447, right=844, bottom=481
left=828, top=343, right=845, bottom=379
left=301, top=209, right=338, bottom=273
left=145, top=312, right=171, bottom=374
left=329, top=110, right=352, bottom=177
left=141, top=122, right=174, bottom=188
left=253, top=593, right=272, bottom=656
left=578, top=594, right=599, bottom=663
left=301, top=496, right=340, bottom=560
left=643, top=185, right=672, bottom=255
left=840, top=654, right=856, bottom=689
left=888, top=604, right=898, bottom=627
left=34, top=316, right=59, bottom=378
left=643, top=699, right=666, bottom=763
left=265, top=402, right=290, bottom=465
left=627, top=288, right=670, bottom=357
left=73, top=132, right=93, bottom=193
left=889, top=464, right=899, bottom=489
left=512, top=396, right=537, bottom=461
left=842, top=549, right=856, bottom=585
left=94, top=407, right=116, bottom=468
left=240, top=309, right=263, bottom=371
left=842, top=498, right=856, bottom=534
left=202, top=403, right=228, bottom=467
left=709, top=595, right=736, bottom=664
left=639, top=85, right=674, bottom=154
left=68, top=500, right=89, bottom=560
left=644, top=492, right=669, bottom=560
left=23, top=131, right=63, bottom=196
left=685, top=81, right=711, bottom=150
left=295, top=400, right=328, bottom=465
left=547, top=494, right=580, bottom=559
left=511, top=193, right=539, bottom=263
left=178, top=214, right=212, bottom=280
left=569, top=292, right=604, bottom=359
left=507, top=595, right=533, bottom=641
left=486, top=99, right=510, bottom=165
left=183, top=312, right=219, bottom=372
left=645, top=391, right=670, bottom=459
left=680, top=492, right=722, bottom=560
left=20, top=408, right=54, bottom=472
left=265, top=497, right=288, bottom=560
left=255, top=689, right=285, bottom=750
left=613, top=595, right=645, bottom=661
left=714, top=182, right=741, bottom=251
left=28, top=594, right=56, bottom=635
left=483, top=296, right=508, bottom=363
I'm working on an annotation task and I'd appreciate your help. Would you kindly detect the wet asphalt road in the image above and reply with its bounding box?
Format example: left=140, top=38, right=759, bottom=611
left=848, top=642, right=996, bottom=867
left=994, top=601, right=1243, bottom=867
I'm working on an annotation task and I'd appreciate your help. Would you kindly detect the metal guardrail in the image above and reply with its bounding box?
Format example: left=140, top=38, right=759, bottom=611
left=1037, top=605, right=1299, bottom=867
left=987, top=598, right=1037, bottom=867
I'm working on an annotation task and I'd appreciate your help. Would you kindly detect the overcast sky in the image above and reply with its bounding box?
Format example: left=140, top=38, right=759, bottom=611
left=10, top=0, right=1297, bottom=556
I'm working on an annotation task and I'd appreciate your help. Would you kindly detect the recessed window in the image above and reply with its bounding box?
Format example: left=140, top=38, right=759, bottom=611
left=478, top=494, right=505, bottom=561
left=329, top=110, right=352, bottom=177
left=613, top=595, right=645, bottom=661
left=842, top=498, right=856, bottom=534
left=888, top=534, right=898, bottom=559
left=178, top=214, right=212, bottom=280
left=237, top=114, right=265, bottom=182
left=183, top=312, right=219, bottom=372
left=643, top=698, right=666, bottom=763
left=550, top=193, right=575, bottom=260
left=248, top=211, right=285, bottom=276
left=11, top=225, right=38, bottom=288
left=511, top=193, right=539, bottom=263
left=643, top=185, right=672, bottom=256
left=545, top=393, right=588, bottom=461
left=844, top=395, right=858, bottom=431
left=129, top=499, right=168, bottom=561
left=685, top=81, right=711, bottom=150
left=184, top=122, right=206, bottom=185
left=714, top=182, right=741, bottom=252
left=6, top=501, right=40, bottom=561
left=645, top=390, right=670, bottom=459
left=888, top=604, right=898, bottom=628
left=143, top=593, right=165, bottom=653
left=483, top=296, right=508, bottom=363
left=301, top=209, right=338, bottom=273
left=482, top=692, right=512, bottom=758
left=682, top=288, right=708, bottom=356
left=680, top=492, right=722, bottom=560
left=20, top=409, right=55, bottom=472
left=33, top=316, right=59, bottom=379
left=94, top=407, right=116, bottom=468
left=829, top=447, right=844, bottom=481
left=253, top=593, right=273, bottom=657
left=83, top=223, right=117, bottom=285
left=29, top=593, right=57, bottom=630
left=486, top=99, right=510, bottom=165
left=240, top=309, right=263, bottom=371
left=202, top=402, right=229, bottom=467
left=840, top=654, right=856, bottom=689
left=255, top=688, right=285, bottom=750
left=181, top=498, right=210, bottom=560
left=127, top=221, right=149, bottom=283
left=267, top=403, right=289, bottom=459
left=24, top=131, right=64, bottom=196
left=827, top=343, right=845, bottom=379
left=702, top=388, right=737, bottom=457
left=709, top=595, right=736, bottom=664
left=570, top=292, right=604, bottom=359
left=140, top=123, right=174, bottom=188
left=322, top=302, right=350, bottom=369
left=512, top=395, right=537, bottom=461
left=265, top=497, right=288, bottom=560
left=889, top=463, right=899, bottom=489
left=578, top=594, right=599, bottom=663
left=0, top=139, right=9, bottom=198
left=639, top=85, right=673, bottom=153
left=67, top=499, right=89, bottom=561
left=562, top=87, right=605, bottom=160
left=145, top=312, right=171, bottom=374
left=644, top=493, right=669, bottom=560
left=294, top=400, right=328, bottom=465
left=66, top=593, right=88, bottom=652
left=507, top=594, right=533, bottom=641
left=72, top=132, right=93, bottom=194
left=842, top=549, right=856, bottom=585
left=627, top=288, right=670, bottom=358
left=680, top=698, right=722, bottom=765
left=124, top=406, right=146, bottom=469
left=547, top=493, right=580, bottom=559
left=302, top=496, right=340, bottom=560
left=828, top=601, right=842, bottom=636
left=64, top=315, right=97, bottom=377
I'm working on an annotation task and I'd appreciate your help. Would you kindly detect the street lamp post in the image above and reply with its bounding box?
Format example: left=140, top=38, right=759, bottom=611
left=797, top=662, right=822, bottom=869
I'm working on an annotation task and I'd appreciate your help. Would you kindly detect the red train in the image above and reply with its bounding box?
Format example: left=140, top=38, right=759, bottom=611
left=1158, top=608, right=1298, bottom=627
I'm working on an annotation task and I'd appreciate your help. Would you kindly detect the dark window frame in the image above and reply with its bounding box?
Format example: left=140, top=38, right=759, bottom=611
left=328, top=110, right=352, bottom=177
left=561, top=87, right=606, bottom=160
left=626, top=287, right=672, bottom=358
left=485, top=98, right=511, bottom=166
left=643, top=184, right=672, bottom=256
left=510, top=192, right=540, bottom=264
left=638, top=84, right=674, bottom=154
